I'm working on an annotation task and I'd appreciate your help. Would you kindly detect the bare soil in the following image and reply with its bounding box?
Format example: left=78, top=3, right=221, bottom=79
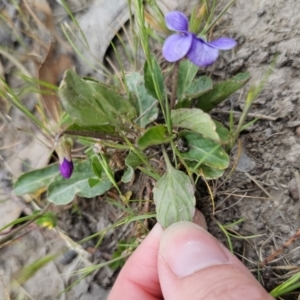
left=201, top=0, right=300, bottom=296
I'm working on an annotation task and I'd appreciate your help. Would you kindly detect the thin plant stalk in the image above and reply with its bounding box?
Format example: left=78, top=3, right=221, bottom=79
left=170, top=61, right=179, bottom=110
left=133, top=0, right=169, bottom=129
left=121, top=134, right=161, bottom=180
left=0, top=203, right=51, bottom=246
left=203, top=0, right=235, bottom=35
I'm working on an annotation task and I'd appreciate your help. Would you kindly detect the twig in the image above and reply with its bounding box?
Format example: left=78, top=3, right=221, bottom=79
left=243, top=172, right=273, bottom=200
left=260, top=228, right=300, bottom=267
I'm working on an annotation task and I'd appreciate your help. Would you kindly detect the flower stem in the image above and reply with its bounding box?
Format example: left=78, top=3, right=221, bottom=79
left=170, top=61, right=180, bottom=110
left=203, top=0, right=235, bottom=35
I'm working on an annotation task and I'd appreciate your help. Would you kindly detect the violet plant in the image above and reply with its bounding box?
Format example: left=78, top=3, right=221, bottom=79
left=13, top=0, right=260, bottom=230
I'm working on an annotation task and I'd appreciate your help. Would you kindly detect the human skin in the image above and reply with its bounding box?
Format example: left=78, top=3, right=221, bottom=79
left=108, top=221, right=273, bottom=300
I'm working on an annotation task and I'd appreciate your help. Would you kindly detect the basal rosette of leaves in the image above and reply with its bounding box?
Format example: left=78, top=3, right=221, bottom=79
left=13, top=6, right=252, bottom=230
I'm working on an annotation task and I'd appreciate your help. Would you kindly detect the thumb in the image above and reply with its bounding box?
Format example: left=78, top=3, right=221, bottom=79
left=158, top=222, right=273, bottom=300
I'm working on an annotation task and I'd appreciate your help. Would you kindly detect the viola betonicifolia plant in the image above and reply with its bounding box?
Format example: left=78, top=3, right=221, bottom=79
left=14, top=1, right=261, bottom=230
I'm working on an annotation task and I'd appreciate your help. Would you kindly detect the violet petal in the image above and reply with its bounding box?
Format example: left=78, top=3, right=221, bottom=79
left=187, top=37, right=219, bottom=67
left=163, top=33, right=193, bottom=62
left=165, top=11, right=189, bottom=32
left=206, top=37, right=237, bottom=50
left=60, top=158, right=74, bottom=179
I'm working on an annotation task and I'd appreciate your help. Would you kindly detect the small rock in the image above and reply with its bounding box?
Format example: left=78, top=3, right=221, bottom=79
left=256, top=222, right=265, bottom=230
left=280, top=225, right=291, bottom=234
left=236, top=150, right=256, bottom=172
left=288, top=178, right=299, bottom=200
left=265, top=128, right=273, bottom=137
left=60, top=250, right=78, bottom=265
left=257, top=8, right=266, bottom=17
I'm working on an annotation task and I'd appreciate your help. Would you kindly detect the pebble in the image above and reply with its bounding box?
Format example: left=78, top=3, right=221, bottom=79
left=265, top=128, right=273, bottom=137
left=257, top=8, right=266, bottom=17
left=288, top=178, right=299, bottom=200
left=60, top=250, right=78, bottom=265
left=280, top=225, right=291, bottom=234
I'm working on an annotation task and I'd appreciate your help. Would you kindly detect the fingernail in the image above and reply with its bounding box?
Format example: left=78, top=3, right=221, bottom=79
left=160, top=222, right=229, bottom=278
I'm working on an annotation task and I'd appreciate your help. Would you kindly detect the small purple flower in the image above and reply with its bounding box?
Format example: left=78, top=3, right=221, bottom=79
left=56, top=137, right=74, bottom=179
left=162, top=11, right=237, bottom=67
left=59, top=158, right=74, bottom=179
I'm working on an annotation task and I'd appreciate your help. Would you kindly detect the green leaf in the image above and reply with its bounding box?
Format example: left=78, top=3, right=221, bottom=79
left=126, top=72, right=159, bottom=128
left=175, top=99, right=190, bottom=109
left=198, top=163, right=225, bottom=179
left=196, top=72, right=251, bottom=112
left=48, top=160, right=112, bottom=205
left=186, top=161, right=225, bottom=179
left=240, top=118, right=259, bottom=131
left=125, top=151, right=144, bottom=169
left=185, top=76, right=213, bottom=98
left=121, top=151, right=144, bottom=183
left=171, top=108, right=220, bottom=142
left=270, top=271, right=300, bottom=298
left=176, top=60, right=199, bottom=100
left=14, top=164, right=59, bottom=196
left=91, top=157, right=102, bottom=178
left=144, top=54, right=164, bottom=100
left=66, top=123, right=116, bottom=135
left=137, top=125, right=174, bottom=150
left=121, top=167, right=134, bottom=183
left=176, top=76, right=212, bottom=108
left=59, top=69, right=136, bottom=127
left=179, top=131, right=229, bottom=169
left=88, top=178, right=101, bottom=187
left=153, top=160, right=195, bottom=228
left=214, top=120, right=230, bottom=144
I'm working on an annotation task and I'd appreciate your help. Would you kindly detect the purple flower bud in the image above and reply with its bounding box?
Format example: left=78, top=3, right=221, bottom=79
left=56, top=136, right=74, bottom=179
left=59, top=158, right=74, bottom=179
left=162, top=11, right=237, bottom=67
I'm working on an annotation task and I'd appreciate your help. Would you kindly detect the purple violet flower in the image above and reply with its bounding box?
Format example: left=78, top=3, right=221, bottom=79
left=162, top=11, right=237, bottom=67
left=56, top=136, right=74, bottom=179
left=59, top=158, right=74, bottom=179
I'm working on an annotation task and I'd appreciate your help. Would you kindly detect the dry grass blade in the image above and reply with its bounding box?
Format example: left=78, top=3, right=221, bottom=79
left=243, top=171, right=273, bottom=200
left=260, top=228, right=300, bottom=267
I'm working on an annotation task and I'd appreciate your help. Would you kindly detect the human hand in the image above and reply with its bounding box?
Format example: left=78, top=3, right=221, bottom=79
left=108, top=221, right=273, bottom=300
